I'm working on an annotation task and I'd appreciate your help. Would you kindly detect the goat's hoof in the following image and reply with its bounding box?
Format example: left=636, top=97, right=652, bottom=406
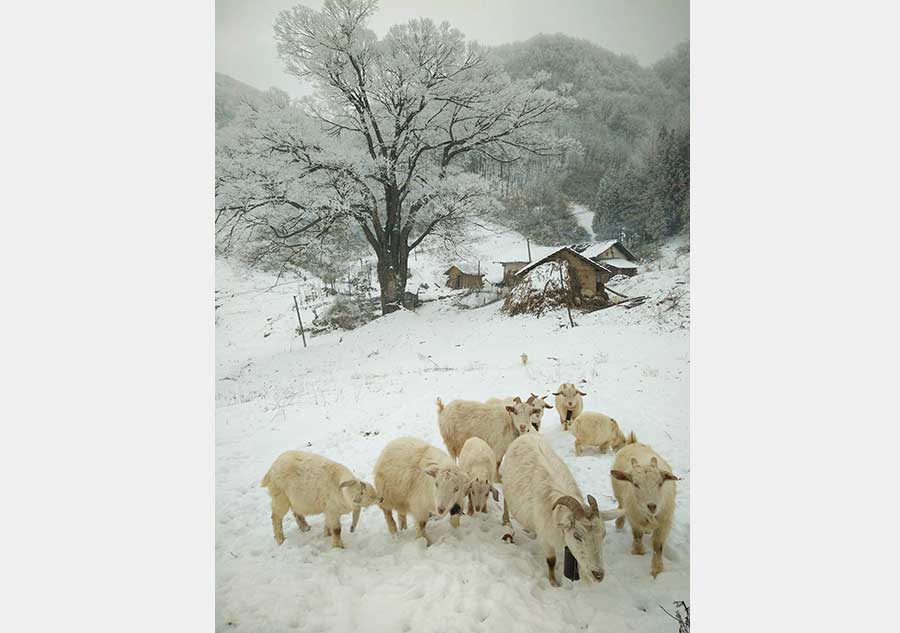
left=274, top=535, right=285, bottom=545
left=502, top=533, right=515, bottom=544
left=631, top=546, right=645, bottom=556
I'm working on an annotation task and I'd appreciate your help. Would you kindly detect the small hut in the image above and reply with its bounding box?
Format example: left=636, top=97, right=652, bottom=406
left=498, top=261, right=530, bottom=286
left=444, top=265, right=485, bottom=290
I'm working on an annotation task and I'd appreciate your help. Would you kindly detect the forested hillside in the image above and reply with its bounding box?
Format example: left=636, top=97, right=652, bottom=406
left=489, top=36, right=689, bottom=250
left=215, top=73, right=264, bottom=129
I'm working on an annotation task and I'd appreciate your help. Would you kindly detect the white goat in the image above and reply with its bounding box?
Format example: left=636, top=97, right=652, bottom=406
left=484, top=394, right=552, bottom=431
left=553, top=383, right=586, bottom=430
left=373, top=437, right=471, bottom=545
left=436, top=397, right=537, bottom=475
left=458, top=437, right=499, bottom=515
left=261, top=450, right=381, bottom=548
left=572, top=412, right=627, bottom=455
left=501, top=433, right=622, bottom=587
left=610, top=441, right=679, bottom=577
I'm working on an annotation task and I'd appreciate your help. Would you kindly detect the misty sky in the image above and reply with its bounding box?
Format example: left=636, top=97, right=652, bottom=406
left=216, top=0, right=689, bottom=96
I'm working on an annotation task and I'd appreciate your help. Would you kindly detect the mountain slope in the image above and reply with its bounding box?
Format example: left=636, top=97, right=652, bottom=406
left=215, top=73, right=264, bottom=129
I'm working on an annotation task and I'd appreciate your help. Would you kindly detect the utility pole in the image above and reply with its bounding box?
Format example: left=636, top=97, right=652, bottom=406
left=292, top=295, right=307, bottom=348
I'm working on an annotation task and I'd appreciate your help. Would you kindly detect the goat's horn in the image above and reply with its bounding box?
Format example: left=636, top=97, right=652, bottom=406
left=552, top=496, right=587, bottom=519
left=586, top=494, right=599, bottom=517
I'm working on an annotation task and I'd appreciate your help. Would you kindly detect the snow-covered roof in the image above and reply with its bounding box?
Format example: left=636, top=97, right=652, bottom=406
left=601, top=258, right=638, bottom=269
left=570, top=240, right=619, bottom=260
left=515, top=247, right=612, bottom=278
left=569, top=240, right=637, bottom=262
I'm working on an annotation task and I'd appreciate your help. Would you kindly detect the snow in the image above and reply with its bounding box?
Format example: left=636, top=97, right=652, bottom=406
left=571, top=203, right=596, bottom=241
left=216, top=229, right=690, bottom=632
left=515, top=247, right=611, bottom=278
left=516, top=260, right=570, bottom=292
left=601, top=258, right=638, bottom=269
left=571, top=240, right=619, bottom=260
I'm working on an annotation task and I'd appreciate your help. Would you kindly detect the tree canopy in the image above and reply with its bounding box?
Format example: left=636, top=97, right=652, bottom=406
left=216, top=0, right=575, bottom=312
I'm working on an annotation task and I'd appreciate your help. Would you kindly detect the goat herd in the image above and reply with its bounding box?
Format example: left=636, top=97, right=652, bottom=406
left=261, top=382, right=679, bottom=587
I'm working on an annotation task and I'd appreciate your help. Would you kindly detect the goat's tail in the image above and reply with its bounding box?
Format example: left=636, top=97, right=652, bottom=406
left=436, top=397, right=444, bottom=414
left=261, top=470, right=271, bottom=488
left=625, top=430, right=638, bottom=445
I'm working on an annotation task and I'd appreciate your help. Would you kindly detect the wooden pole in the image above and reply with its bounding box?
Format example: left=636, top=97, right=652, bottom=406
left=293, top=295, right=307, bottom=348
left=606, top=286, right=629, bottom=299
left=559, top=266, right=575, bottom=328
left=526, top=238, right=532, bottom=262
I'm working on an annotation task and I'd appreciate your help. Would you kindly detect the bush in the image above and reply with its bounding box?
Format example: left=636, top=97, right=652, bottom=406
left=312, top=296, right=379, bottom=332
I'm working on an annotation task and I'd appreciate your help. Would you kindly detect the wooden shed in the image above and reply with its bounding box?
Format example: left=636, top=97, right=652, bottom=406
left=514, top=248, right=612, bottom=301
left=444, top=265, right=485, bottom=290
left=498, top=261, right=530, bottom=286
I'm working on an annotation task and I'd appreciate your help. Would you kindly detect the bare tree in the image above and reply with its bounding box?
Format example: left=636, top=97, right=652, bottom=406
left=217, top=0, right=575, bottom=314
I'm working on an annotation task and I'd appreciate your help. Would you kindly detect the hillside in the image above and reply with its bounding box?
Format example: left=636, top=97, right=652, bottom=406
left=215, top=224, right=690, bottom=631
left=492, top=34, right=688, bottom=202
left=215, top=73, right=264, bottom=129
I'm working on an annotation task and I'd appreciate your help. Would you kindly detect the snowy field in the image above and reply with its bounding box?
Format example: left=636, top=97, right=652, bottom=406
left=215, top=233, right=690, bottom=632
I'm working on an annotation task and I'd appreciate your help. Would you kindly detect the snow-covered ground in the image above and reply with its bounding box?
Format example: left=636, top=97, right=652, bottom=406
left=216, top=232, right=690, bottom=632
left=571, top=203, right=596, bottom=241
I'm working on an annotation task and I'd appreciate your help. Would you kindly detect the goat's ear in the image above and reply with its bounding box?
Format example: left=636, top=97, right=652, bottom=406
left=491, top=486, right=499, bottom=502
left=610, top=470, right=633, bottom=483
left=551, top=392, right=561, bottom=396
left=662, top=471, right=680, bottom=482
left=630, top=458, right=640, bottom=469
left=650, top=456, right=658, bottom=468
left=600, top=508, right=625, bottom=522
left=423, top=466, right=439, bottom=478
left=577, top=390, right=587, bottom=396
left=544, top=401, right=553, bottom=409
left=512, top=396, right=522, bottom=404
left=339, top=479, right=358, bottom=489
left=505, top=405, right=516, bottom=414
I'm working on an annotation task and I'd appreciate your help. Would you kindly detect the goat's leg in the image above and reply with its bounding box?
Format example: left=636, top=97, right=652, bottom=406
left=293, top=512, right=310, bottom=532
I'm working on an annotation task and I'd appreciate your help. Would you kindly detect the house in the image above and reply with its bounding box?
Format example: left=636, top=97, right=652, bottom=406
left=568, top=240, right=638, bottom=283
left=514, top=248, right=613, bottom=300
left=511, top=239, right=638, bottom=300
left=498, top=261, right=530, bottom=286
left=444, top=265, right=485, bottom=289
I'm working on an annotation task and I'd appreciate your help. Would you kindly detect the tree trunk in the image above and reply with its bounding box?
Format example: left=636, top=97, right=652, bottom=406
left=375, top=245, right=410, bottom=315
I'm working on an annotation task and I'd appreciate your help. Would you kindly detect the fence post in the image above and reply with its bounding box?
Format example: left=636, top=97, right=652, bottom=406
left=293, top=295, right=307, bottom=348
